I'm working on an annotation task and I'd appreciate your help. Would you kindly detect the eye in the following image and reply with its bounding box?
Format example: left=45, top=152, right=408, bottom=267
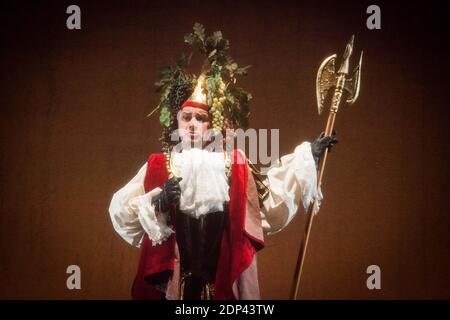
left=182, top=113, right=192, bottom=121
left=195, top=114, right=210, bottom=122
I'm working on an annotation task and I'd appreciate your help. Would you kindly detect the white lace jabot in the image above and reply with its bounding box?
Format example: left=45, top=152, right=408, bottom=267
left=172, top=148, right=230, bottom=218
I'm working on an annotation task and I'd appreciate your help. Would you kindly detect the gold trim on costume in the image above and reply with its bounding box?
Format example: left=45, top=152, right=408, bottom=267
left=247, top=159, right=270, bottom=206
left=164, top=149, right=232, bottom=179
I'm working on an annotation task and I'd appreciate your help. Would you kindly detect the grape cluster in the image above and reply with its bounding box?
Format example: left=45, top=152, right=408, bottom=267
left=210, top=79, right=226, bottom=131
left=168, top=78, right=193, bottom=112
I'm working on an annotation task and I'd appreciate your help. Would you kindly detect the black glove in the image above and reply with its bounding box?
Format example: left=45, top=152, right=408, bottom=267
left=152, top=177, right=182, bottom=214
left=311, top=130, right=338, bottom=169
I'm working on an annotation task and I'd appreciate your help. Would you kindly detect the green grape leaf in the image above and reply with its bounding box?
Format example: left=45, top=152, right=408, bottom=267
left=159, top=105, right=171, bottom=127
left=235, top=65, right=252, bottom=76
left=193, top=22, right=205, bottom=42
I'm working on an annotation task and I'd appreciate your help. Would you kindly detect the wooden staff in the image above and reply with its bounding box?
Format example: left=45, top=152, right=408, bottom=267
left=290, top=35, right=363, bottom=300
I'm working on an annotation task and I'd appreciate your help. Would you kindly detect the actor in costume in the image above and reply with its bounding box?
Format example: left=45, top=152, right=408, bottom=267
left=108, top=24, right=337, bottom=300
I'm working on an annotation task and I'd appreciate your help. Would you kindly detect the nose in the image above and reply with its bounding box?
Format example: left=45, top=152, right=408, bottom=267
left=188, top=117, right=201, bottom=130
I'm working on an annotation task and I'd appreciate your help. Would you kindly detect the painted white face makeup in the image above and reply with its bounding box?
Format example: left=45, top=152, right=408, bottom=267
left=177, top=106, right=211, bottom=146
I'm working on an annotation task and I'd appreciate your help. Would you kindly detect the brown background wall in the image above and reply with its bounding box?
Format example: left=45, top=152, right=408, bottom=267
left=1, top=0, right=449, bottom=299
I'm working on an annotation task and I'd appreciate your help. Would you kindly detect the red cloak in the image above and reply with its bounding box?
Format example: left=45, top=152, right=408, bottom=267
left=131, top=150, right=264, bottom=300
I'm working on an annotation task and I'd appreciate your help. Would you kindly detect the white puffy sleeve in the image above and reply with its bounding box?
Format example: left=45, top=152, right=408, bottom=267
left=108, top=163, right=174, bottom=247
left=260, top=142, right=323, bottom=235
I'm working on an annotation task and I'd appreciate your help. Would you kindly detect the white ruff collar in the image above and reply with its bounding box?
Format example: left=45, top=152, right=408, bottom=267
left=172, top=148, right=230, bottom=218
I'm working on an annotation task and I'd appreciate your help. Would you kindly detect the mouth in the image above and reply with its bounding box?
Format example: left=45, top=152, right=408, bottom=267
left=187, top=132, right=202, bottom=142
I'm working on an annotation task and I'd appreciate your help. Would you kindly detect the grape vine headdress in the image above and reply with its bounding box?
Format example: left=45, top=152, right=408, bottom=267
left=148, top=23, right=252, bottom=153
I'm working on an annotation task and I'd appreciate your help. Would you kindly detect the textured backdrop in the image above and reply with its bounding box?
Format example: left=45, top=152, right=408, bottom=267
left=0, top=0, right=449, bottom=299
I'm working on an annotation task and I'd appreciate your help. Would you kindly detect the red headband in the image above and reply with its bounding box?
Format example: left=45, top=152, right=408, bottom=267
left=181, top=100, right=209, bottom=111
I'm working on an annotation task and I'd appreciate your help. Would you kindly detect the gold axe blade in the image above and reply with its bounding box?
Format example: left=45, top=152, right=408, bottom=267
left=316, top=37, right=363, bottom=114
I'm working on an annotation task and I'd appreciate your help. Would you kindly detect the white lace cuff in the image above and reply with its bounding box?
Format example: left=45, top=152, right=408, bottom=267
left=291, top=142, right=323, bottom=215
left=129, top=187, right=174, bottom=246
left=261, top=142, right=323, bottom=235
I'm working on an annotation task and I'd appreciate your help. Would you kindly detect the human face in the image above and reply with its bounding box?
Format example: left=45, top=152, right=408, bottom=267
left=177, top=106, right=211, bottom=145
